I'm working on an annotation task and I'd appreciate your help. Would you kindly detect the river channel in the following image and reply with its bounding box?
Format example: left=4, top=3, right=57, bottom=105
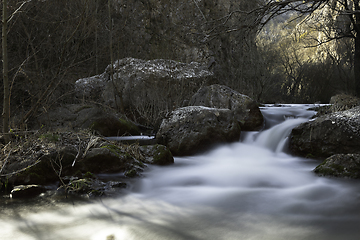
left=1, top=104, right=360, bottom=240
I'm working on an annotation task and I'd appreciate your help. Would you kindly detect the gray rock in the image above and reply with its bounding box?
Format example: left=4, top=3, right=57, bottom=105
left=80, top=147, right=133, bottom=174
left=289, top=106, right=360, bottom=158
left=189, top=84, right=264, bottom=130
left=11, top=185, right=47, bottom=198
left=314, top=154, right=360, bottom=178
left=139, top=145, right=174, bottom=165
left=75, top=58, right=216, bottom=125
left=156, top=106, right=241, bottom=156
left=75, top=73, right=108, bottom=101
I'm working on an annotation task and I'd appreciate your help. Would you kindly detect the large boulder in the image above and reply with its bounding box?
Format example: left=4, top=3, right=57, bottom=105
left=189, top=84, right=263, bottom=130
left=156, top=106, right=241, bottom=156
left=289, top=106, right=360, bottom=159
left=314, top=154, right=360, bottom=178
left=76, top=58, right=216, bottom=125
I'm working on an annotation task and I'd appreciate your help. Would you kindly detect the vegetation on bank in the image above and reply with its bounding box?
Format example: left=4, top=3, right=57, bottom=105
left=0, top=129, right=173, bottom=197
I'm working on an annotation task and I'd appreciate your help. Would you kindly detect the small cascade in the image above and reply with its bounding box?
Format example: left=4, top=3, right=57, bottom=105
left=245, top=118, right=309, bottom=152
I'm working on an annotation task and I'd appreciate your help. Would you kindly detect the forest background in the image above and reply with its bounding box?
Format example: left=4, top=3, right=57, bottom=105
left=0, top=0, right=357, bottom=134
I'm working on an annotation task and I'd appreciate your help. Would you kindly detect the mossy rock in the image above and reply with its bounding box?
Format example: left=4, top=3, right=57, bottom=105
left=90, top=116, right=140, bottom=137
left=140, top=144, right=174, bottom=165
left=125, top=168, right=138, bottom=178
left=80, top=147, right=135, bottom=174
left=314, top=154, right=360, bottom=178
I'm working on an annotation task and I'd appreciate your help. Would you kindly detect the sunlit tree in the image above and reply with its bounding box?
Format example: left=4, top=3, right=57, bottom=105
left=253, top=0, right=360, bottom=96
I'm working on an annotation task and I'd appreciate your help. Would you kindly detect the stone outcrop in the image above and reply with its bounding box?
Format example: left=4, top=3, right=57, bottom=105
left=289, top=106, right=360, bottom=159
left=189, top=84, right=263, bottom=130
left=76, top=58, right=216, bottom=125
left=314, top=154, right=360, bottom=178
left=156, top=106, right=241, bottom=156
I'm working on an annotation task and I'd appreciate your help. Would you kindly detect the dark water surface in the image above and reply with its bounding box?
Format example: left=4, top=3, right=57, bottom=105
left=1, top=104, right=360, bottom=240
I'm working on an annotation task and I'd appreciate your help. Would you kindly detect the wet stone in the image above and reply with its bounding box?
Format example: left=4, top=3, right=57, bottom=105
left=10, top=185, right=47, bottom=199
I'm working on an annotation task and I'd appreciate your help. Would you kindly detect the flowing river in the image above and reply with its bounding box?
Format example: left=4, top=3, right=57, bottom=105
left=1, top=104, right=360, bottom=240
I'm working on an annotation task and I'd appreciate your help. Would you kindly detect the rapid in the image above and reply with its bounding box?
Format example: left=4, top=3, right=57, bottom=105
left=1, top=104, right=360, bottom=240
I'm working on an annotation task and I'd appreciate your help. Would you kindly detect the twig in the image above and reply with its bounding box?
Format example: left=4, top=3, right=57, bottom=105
left=72, top=135, right=82, bottom=167
left=0, top=149, right=12, bottom=175
left=82, top=136, right=100, bottom=159
left=192, top=0, right=206, bottom=21
left=2, top=141, right=12, bottom=154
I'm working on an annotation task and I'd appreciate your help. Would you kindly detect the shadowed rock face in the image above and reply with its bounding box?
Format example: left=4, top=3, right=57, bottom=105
left=189, top=84, right=264, bottom=130
left=289, top=106, right=360, bottom=159
left=156, top=106, right=241, bottom=156
left=102, top=58, right=215, bottom=110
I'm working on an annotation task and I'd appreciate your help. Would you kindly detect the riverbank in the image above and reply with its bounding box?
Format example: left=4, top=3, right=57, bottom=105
left=0, top=129, right=173, bottom=198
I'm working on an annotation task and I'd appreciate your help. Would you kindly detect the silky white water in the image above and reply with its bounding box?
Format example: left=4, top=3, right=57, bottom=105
left=1, top=104, right=360, bottom=240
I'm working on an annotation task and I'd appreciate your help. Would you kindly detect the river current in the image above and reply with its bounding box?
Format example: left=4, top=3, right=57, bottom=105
left=1, top=104, right=360, bottom=240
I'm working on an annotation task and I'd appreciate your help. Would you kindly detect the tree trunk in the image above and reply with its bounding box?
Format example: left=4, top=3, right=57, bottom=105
left=2, top=0, right=10, bottom=143
left=355, top=33, right=360, bottom=96
left=354, top=1, right=360, bottom=96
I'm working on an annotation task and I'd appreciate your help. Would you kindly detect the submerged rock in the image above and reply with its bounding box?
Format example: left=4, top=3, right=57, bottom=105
left=156, top=106, right=241, bottom=156
left=314, top=154, right=360, bottom=178
left=289, top=106, right=360, bottom=159
left=189, top=84, right=263, bottom=130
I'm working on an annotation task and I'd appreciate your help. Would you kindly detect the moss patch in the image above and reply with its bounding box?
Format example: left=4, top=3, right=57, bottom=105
left=100, top=144, right=123, bottom=157
left=153, top=145, right=174, bottom=165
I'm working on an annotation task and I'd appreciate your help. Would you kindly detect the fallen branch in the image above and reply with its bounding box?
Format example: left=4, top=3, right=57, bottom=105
left=0, top=159, right=40, bottom=177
